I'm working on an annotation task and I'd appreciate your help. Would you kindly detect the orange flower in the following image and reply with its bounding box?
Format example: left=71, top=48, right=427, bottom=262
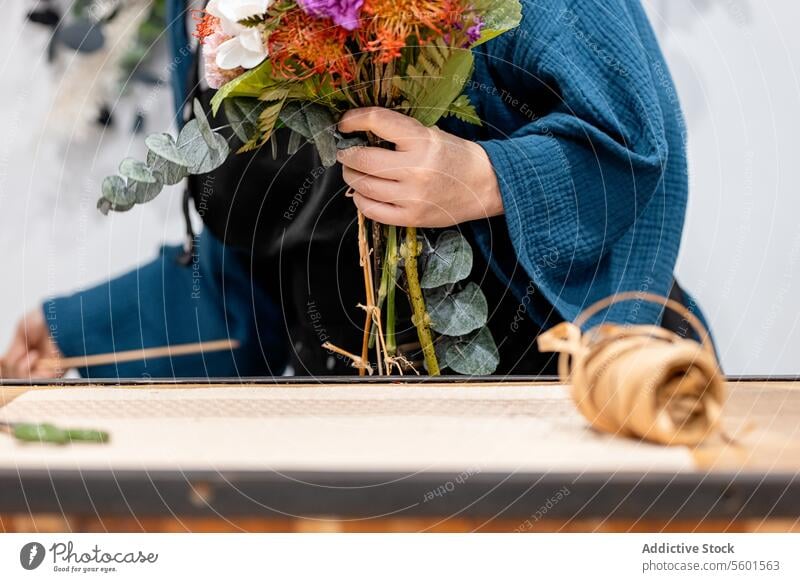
left=268, top=9, right=355, bottom=82
left=192, top=10, right=220, bottom=45
left=360, top=0, right=464, bottom=61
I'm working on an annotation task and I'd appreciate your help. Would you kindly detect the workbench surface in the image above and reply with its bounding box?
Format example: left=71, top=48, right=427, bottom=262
left=0, top=378, right=797, bottom=529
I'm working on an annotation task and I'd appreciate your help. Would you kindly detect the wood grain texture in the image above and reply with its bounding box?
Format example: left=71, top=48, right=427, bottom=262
left=3, top=514, right=792, bottom=533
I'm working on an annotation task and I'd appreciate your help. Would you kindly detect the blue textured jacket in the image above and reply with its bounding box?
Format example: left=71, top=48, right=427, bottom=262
left=45, top=0, right=698, bottom=377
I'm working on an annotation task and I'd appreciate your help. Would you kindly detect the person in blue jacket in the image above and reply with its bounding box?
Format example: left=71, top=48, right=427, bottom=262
left=2, top=0, right=708, bottom=379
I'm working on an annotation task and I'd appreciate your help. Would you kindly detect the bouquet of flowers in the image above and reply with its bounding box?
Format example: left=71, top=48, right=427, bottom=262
left=98, top=0, right=522, bottom=376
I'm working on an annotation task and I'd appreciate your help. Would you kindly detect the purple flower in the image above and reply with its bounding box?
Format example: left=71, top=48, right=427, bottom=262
left=465, top=17, right=485, bottom=45
left=297, top=0, right=365, bottom=31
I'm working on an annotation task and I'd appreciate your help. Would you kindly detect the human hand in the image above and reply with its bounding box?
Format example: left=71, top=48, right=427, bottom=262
left=2, top=309, right=65, bottom=379
left=337, top=107, right=504, bottom=227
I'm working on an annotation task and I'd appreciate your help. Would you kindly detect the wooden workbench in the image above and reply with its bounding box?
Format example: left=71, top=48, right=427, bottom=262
left=0, top=377, right=798, bottom=532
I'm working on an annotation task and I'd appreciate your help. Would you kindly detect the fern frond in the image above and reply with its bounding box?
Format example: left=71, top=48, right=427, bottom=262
left=258, top=98, right=285, bottom=143
left=238, top=15, right=266, bottom=28
left=238, top=97, right=284, bottom=152
left=445, top=94, right=481, bottom=126
left=260, top=87, right=290, bottom=102
left=392, top=41, right=475, bottom=127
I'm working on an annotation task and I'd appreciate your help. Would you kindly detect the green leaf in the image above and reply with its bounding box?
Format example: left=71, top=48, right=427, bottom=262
left=430, top=337, right=451, bottom=372
left=260, top=86, right=290, bottom=102
left=279, top=102, right=313, bottom=139
left=177, top=119, right=229, bottom=174
left=119, top=158, right=158, bottom=183
left=118, top=158, right=165, bottom=203
left=420, top=230, right=473, bottom=288
left=238, top=14, right=266, bottom=27
left=394, top=41, right=475, bottom=128
left=129, top=175, right=164, bottom=204
left=303, top=104, right=338, bottom=167
left=210, top=59, right=279, bottom=115
left=147, top=150, right=188, bottom=186
left=223, top=97, right=266, bottom=143
left=270, top=134, right=279, bottom=159
left=440, top=327, right=499, bottom=375
left=101, top=175, right=127, bottom=200
left=251, top=98, right=285, bottom=148
left=425, top=282, right=488, bottom=336
left=145, top=133, right=190, bottom=166
left=287, top=129, right=304, bottom=155
left=101, top=175, right=133, bottom=204
left=97, top=175, right=135, bottom=214
left=335, top=132, right=368, bottom=149
left=471, top=0, right=523, bottom=46
left=445, top=94, right=482, bottom=126
left=193, top=98, right=218, bottom=149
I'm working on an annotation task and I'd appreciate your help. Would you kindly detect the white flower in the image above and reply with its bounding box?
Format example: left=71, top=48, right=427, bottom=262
left=206, top=0, right=272, bottom=70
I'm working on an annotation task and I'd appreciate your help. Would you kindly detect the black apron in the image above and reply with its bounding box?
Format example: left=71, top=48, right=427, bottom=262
left=187, top=88, right=560, bottom=376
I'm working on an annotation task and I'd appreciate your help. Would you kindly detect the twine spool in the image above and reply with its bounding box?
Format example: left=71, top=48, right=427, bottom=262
left=537, top=292, right=725, bottom=446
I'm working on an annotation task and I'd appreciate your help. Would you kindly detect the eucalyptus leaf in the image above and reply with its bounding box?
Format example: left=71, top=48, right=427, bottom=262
left=147, top=150, right=188, bottom=186
left=101, top=175, right=132, bottom=204
left=129, top=175, right=164, bottom=204
left=211, top=133, right=230, bottom=160
left=193, top=98, right=218, bottom=149
left=97, top=175, right=135, bottom=214
left=270, top=135, right=279, bottom=159
left=145, top=133, right=189, bottom=166
left=287, top=129, right=303, bottom=155
left=425, top=282, right=488, bottom=336
left=119, top=158, right=157, bottom=183
left=440, top=327, right=499, bottom=376
left=420, top=230, right=473, bottom=288
left=97, top=197, right=134, bottom=214
left=177, top=120, right=229, bottom=174
left=279, top=103, right=312, bottom=139
left=427, top=337, right=450, bottom=372
left=223, top=97, right=265, bottom=143
left=334, top=131, right=368, bottom=150
left=303, top=105, right=338, bottom=167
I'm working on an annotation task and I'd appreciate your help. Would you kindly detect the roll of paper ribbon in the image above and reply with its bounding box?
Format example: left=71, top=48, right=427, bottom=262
left=537, top=292, right=725, bottom=446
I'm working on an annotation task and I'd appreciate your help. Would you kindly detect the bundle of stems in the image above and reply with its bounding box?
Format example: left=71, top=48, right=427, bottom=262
left=334, top=59, right=441, bottom=376
left=352, top=207, right=439, bottom=376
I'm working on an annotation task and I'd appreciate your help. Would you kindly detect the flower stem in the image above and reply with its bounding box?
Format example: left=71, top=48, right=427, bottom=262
left=404, top=226, right=440, bottom=375
left=356, top=209, right=375, bottom=376
left=385, top=226, right=398, bottom=356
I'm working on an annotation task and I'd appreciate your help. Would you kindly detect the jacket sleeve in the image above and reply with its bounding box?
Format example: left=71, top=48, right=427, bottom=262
left=476, top=0, right=682, bottom=323
left=43, top=230, right=288, bottom=379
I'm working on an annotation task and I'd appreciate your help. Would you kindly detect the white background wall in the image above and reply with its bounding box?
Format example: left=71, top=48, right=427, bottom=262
left=643, top=0, right=800, bottom=374
left=0, top=0, right=798, bottom=375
